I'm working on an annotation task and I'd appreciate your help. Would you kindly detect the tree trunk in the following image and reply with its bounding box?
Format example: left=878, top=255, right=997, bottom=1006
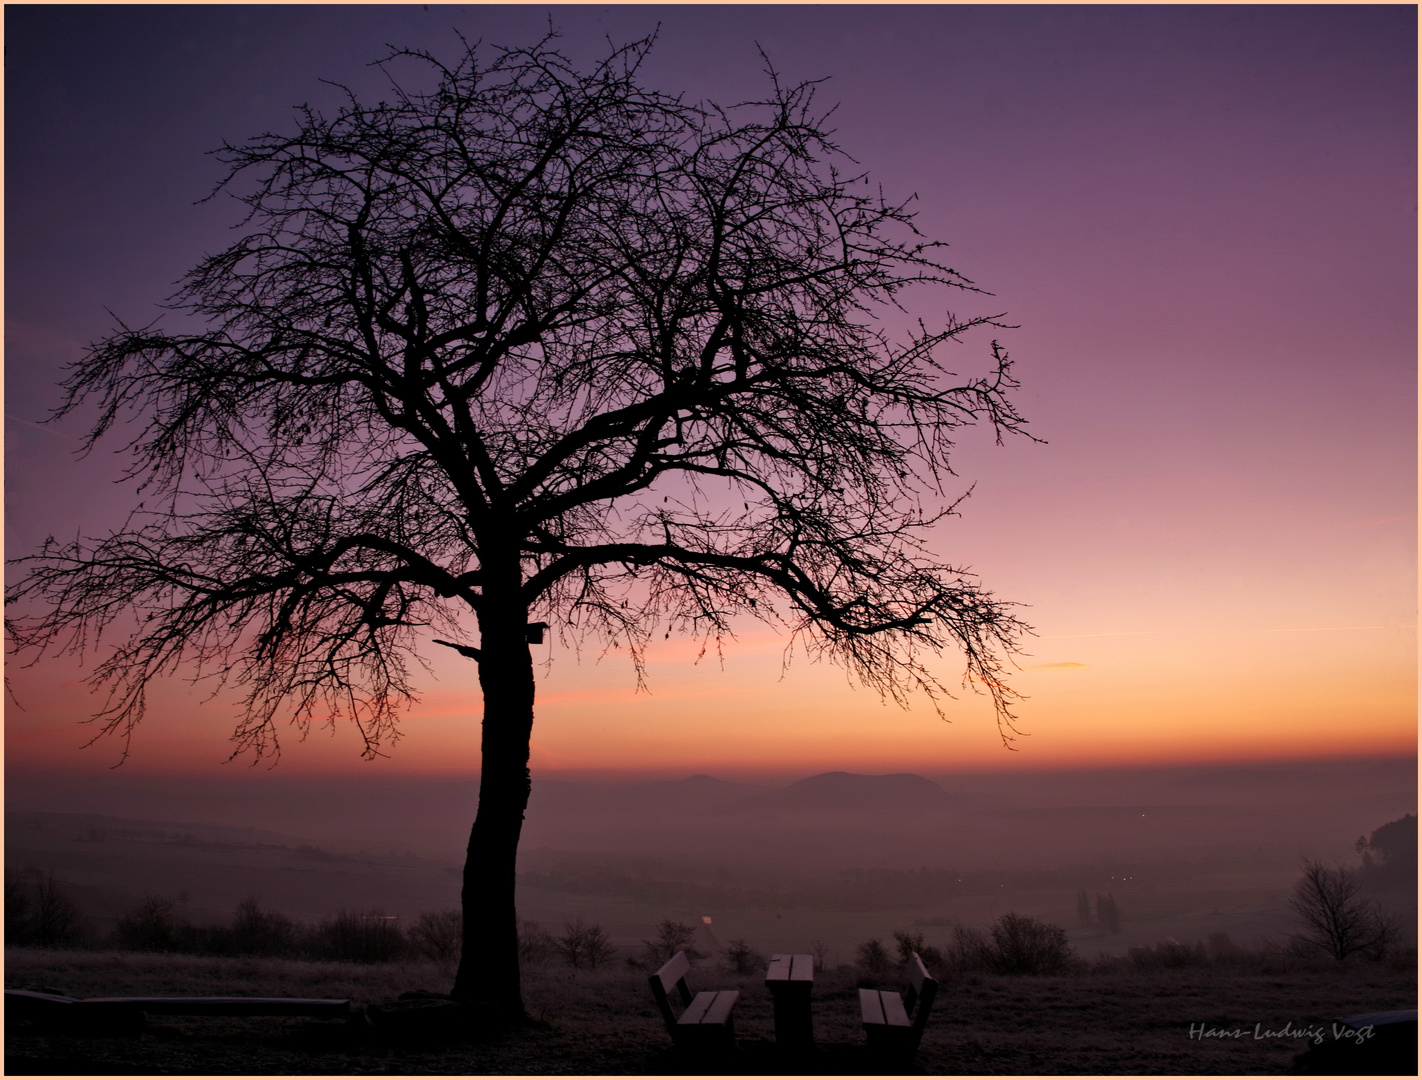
left=449, top=579, right=535, bottom=1024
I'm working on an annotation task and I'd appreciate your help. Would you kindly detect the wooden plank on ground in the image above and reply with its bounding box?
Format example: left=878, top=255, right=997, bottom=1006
left=6, top=990, right=76, bottom=1008
left=77, top=997, right=352, bottom=1017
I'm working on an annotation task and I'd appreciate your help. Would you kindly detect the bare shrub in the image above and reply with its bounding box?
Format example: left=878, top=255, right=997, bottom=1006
left=230, top=896, right=301, bottom=957
left=1129, top=938, right=1207, bottom=970
left=855, top=938, right=892, bottom=974
left=1288, top=858, right=1396, bottom=961
left=517, top=918, right=558, bottom=966
left=408, top=910, right=463, bottom=964
left=942, top=923, right=994, bottom=973
left=810, top=939, right=832, bottom=971
left=309, top=909, right=406, bottom=963
left=5, top=871, right=36, bottom=946
left=988, top=913, right=1079, bottom=975
left=1095, top=892, right=1121, bottom=933
left=6, top=869, right=87, bottom=949
left=722, top=938, right=767, bottom=974
left=558, top=918, right=614, bottom=969
left=1207, top=931, right=1247, bottom=963
left=113, top=895, right=184, bottom=953
left=641, top=918, right=707, bottom=967
left=892, top=929, right=944, bottom=969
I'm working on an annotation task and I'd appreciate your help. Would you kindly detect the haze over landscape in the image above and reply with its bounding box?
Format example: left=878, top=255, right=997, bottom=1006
left=4, top=0, right=1416, bottom=994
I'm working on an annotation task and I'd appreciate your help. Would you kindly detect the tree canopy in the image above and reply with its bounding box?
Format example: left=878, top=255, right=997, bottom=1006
left=7, top=32, right=1034, bottom=1015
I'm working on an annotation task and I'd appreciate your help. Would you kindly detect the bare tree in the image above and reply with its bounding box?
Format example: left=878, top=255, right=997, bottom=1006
left=1076, top=888, right=1092, bottom=928
left=7, top=33, right=1032, bottom=1021
left=1095, top=891, right=1121, bottom=933
left=557, top=917, right=614, bottom=969
left=1288, top=858, right=1396, bottom=962
left=642, top=917, right=707, bottom=966
left=5, top=868, right=85, bottom=948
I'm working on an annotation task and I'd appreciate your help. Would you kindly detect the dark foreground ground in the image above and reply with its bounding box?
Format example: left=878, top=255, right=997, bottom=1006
left=5, top=948, right=1416, bottom=1075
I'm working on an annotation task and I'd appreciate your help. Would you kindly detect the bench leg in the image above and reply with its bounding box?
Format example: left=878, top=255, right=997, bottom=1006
left=864, top=1025, right=919, bottom=1065
left=770, top=986, right=814, bottom=1051
left=672, top=1019, right=736, bottom=1055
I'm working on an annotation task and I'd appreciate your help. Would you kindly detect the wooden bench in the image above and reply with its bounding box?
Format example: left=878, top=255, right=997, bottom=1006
left=6, top=989, right=356, bottom=1033
left=648, top=950, right=739, bottom=1051
left=858, top=952, right=938, bottom=1060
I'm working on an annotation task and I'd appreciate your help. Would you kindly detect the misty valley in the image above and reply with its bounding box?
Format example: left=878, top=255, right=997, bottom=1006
left=6, top=758, right=1416, bottom=1073
left=7, top=759, right=1415, bottom=961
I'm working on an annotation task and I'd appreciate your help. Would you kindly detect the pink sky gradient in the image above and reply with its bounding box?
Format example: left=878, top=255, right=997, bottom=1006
left=5, top=6, right=1415, bottom=780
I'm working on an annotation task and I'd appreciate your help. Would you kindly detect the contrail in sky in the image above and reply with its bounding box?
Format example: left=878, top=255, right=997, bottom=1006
left=5, top=414, right=74, bottom=438
left=1041, top=625, right=1416, bottom=640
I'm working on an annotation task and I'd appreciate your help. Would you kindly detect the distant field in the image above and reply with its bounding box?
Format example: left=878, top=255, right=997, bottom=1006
left=5, top=947, right=1415, bottom=1074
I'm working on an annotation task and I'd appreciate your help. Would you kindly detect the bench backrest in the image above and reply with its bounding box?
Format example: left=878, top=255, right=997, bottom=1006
left=905, top=952, right=939, bottom=1032
left=648, top=951, right=694, bottom=1035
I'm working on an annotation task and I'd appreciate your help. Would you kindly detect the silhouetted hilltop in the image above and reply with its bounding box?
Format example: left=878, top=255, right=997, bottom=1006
left=642, top=774, right=748, bottom=800
left=529, top=774, right=759, bottom=816
left=738, top=771, right=956, bottom=813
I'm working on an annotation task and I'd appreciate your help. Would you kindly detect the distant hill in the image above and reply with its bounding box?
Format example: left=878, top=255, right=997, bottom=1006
left=640, top=774, right=749, bottom=800
left=737, top=771, right=956, bottom=813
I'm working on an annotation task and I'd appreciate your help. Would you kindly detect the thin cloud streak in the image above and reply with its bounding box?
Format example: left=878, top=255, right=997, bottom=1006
left=1041, top=625, right=1417, bottom=640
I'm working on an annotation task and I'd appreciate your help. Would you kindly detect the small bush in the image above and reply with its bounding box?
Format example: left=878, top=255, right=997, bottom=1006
left=113, top=895, right=185, bottom=953
left=855, top=938, right=892, bottom=974
left=1207, top=932, right=1246, bottom=963
left=1129, top=937, right=1207, bottom=970
left=309, top=909, right=406, bottom=963
left=942, top=923, right=994, bottom=973
left=408, top=909, right=463, bottom=964
left=988, top=913, right=1079, bottom=975
left=558, top=917, right=614, bottom=969
left=892, top=929, right=944, bottom=970
left=518, top=918, right=558, bottom=966
left=230, top=896, right=301, bottom=957
left=722, top=938, right=767, bottom=974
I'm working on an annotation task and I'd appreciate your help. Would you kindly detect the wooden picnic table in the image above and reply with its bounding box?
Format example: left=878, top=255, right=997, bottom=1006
left=764, top=953, right=814, bottom=1049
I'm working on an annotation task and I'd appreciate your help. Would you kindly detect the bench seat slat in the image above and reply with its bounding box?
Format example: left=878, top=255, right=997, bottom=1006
left=697, top=990, right=739, bottom=1027
left=859, top=987, right=885, bottom=1026
left=677, top=990, right=719, bottom=1026
left=879, top=990, right=911, bottom=1027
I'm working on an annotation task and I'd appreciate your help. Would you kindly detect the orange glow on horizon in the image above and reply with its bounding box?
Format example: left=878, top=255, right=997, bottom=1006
left=7, top=612, right=1413, bottom=781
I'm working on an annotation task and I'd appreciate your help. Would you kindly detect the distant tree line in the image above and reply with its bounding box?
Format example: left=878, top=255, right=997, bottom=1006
left=3, top=872, right=588, bottom=968
left=10, top=815, right=1415, bottom=974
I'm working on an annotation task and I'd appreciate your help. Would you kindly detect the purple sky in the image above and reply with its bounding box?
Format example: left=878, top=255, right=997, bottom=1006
left=5, top=6, right=1416, bottom=777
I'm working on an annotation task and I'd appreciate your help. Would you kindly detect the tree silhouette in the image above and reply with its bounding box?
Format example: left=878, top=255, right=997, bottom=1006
left=1288, top=858, right=1397, bottom=962
left=7, top=33, right=1032, bottom=1021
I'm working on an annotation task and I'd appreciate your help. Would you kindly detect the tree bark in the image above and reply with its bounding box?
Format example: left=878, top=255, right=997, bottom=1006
left=450, top=572, right=535, bottom=1023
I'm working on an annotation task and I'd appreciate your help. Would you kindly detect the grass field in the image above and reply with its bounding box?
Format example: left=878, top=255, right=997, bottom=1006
left=6, top=946, right=1415, bottom=1074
